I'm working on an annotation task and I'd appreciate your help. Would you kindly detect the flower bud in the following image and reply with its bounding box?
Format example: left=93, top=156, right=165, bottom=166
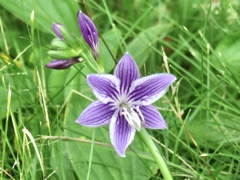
left=52, top=23, right=64, bottom=40
left=59, top=25, right=81, bottom=51
left=77, top=11, right=99, bottom=60
left=45, top=58, right=81, bottom=70
left=52, top=23, right=81, bottom=52
left=50, top=38, right=69, bottom=50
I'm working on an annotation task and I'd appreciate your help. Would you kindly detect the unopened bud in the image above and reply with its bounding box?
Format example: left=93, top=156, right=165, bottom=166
left=50, top=38, right=69, bottom=50
left=52, top=23, right=64, bottom=40
left=45, top=58, right=81, bottom=70
left=77, top=11, right=99, bottom=60
left=48, top=49, right=82, bottom=60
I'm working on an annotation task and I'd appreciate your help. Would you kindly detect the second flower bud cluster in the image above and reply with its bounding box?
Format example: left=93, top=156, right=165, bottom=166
left=46, top=11, right=99, bottom=70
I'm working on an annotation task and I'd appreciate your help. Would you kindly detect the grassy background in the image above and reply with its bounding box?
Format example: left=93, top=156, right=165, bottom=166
left=0, top=0, right=240, bottom=179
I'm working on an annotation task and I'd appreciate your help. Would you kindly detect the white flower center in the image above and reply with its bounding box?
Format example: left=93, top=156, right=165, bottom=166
left=119, top=102, right=144, bottom=131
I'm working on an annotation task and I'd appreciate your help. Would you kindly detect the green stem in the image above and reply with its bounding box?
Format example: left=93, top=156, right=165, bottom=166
left=87, top=128, right=95, bottom=180
left=81, top=53, right=102, bottom=73
left=138, top=128, right=172, bottom=180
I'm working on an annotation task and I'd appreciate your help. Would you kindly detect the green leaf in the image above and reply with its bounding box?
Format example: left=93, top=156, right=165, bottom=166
left=215, top=33, right=240, bottom=67
left=99, top=27, right=122, bottom=73
left=0, top=0, right=80, bottom=35
left=127, top=24, right=172, bottom=68
left=50, top=140, right=74, bottom=180
left=213, top=164, right=229, bottom=178
left=46, top=70, right=70, bottom=105
left=0, top=86, right=13, bottom=119
left=0, top=83, right=31, bottom=120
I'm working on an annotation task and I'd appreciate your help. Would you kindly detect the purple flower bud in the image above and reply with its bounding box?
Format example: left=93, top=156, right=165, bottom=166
left=45, top=58, right=80, bottom=70
left=77, top=11, right=99, bottom=60
left=52, top=23, right=64, bottom=40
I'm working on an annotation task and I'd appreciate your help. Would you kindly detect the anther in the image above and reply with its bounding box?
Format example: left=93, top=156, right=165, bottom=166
left=121, top=107, right=141, bottom=131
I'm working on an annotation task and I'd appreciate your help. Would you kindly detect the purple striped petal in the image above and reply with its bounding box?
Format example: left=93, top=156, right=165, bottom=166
left=140, top=105, right=167, bottom=129
left=109, top=113, right=136, bottom=157
left=77, top=11, right=99, bottom=59
left=129, top=73, right=176, bottom=105
left=76, top=101, right=114, bottom=127
left=114, top=53, right=140, bottom=95
left=87, top=74, right=120, bottom=103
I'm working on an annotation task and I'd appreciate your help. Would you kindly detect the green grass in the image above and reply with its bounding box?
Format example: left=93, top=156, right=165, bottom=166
left=0, top=0, right=240, bottom=179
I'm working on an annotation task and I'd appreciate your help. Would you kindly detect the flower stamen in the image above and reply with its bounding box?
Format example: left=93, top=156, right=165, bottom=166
left=135, top=106, right=145, bottom=125
left=121, top=107, right=141, bottom=131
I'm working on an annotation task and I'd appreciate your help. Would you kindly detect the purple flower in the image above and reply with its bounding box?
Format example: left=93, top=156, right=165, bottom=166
left=76, top=53, right=176, bottom=157
left=77, top=11, right=99, bottom=60
left=45, top=58, right=80, bottom=70
left=52, top=23, right=64, bottom=40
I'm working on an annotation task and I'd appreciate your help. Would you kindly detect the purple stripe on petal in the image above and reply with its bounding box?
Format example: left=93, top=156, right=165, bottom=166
left=114, top=53, right=140, bottom=95
left=87, top=74, right=120, bottom=103
left=140, top=105, right=167, bottom=129
left=109, top=113, right=136, bottom=157
left=76, top=101, right=114, bottom=127
left=129, top=73, right=176, bottom=105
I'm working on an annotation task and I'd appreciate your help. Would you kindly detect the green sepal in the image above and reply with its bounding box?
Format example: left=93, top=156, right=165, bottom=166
left=60, top=26, right=81, bottom=52
left=48, top=49, right=82, bottom=60
left=50, top=38, right=69, bottom=50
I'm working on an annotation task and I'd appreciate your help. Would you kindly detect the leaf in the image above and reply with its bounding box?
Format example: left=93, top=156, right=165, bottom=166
left=50, top=140, right=75, bottom=180
left=127, top=24, right=172, bottom=68
left=46, top=69, right=72, bottom=105
left=0, top=0, right=80, bottom=35
left=213, top=164, right=229, bottom=178
left=0, top=82, right=31, bottom=120
left=0, top=86, right=13, bottom=119
left=99, top=27, right=122, bottom=73
left=215, top=32, right=240, bottom=67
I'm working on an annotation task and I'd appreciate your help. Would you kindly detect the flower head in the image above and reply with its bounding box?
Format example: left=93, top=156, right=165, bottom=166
left=77, top=11, right=99, bottom=60
left=45, top=58, right=80, bottom=70
left=76, top=53, right=176, bottom=157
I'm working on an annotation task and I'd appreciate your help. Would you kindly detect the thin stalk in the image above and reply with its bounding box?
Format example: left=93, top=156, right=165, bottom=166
left=86, top=129, right=95, bottom=180
left=138, top=128, right=172, bottom=180
left=81, top=53, right=102, bottom=73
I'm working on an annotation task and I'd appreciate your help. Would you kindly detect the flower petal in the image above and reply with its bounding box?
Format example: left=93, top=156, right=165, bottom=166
left=76, top=101, right=114, bottom=127
left=129, top=73, right=176, bottom=105
left=140, top=105, right=167, bottom=129
left=87, top=74, right=120, bottom=103
left=114, top=53, right=140, bottom=95
left=109, top=112, right=136, bottom=157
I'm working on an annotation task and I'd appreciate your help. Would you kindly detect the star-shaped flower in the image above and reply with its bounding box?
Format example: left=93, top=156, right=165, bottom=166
left=76, top=53, right=176, bottom=157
